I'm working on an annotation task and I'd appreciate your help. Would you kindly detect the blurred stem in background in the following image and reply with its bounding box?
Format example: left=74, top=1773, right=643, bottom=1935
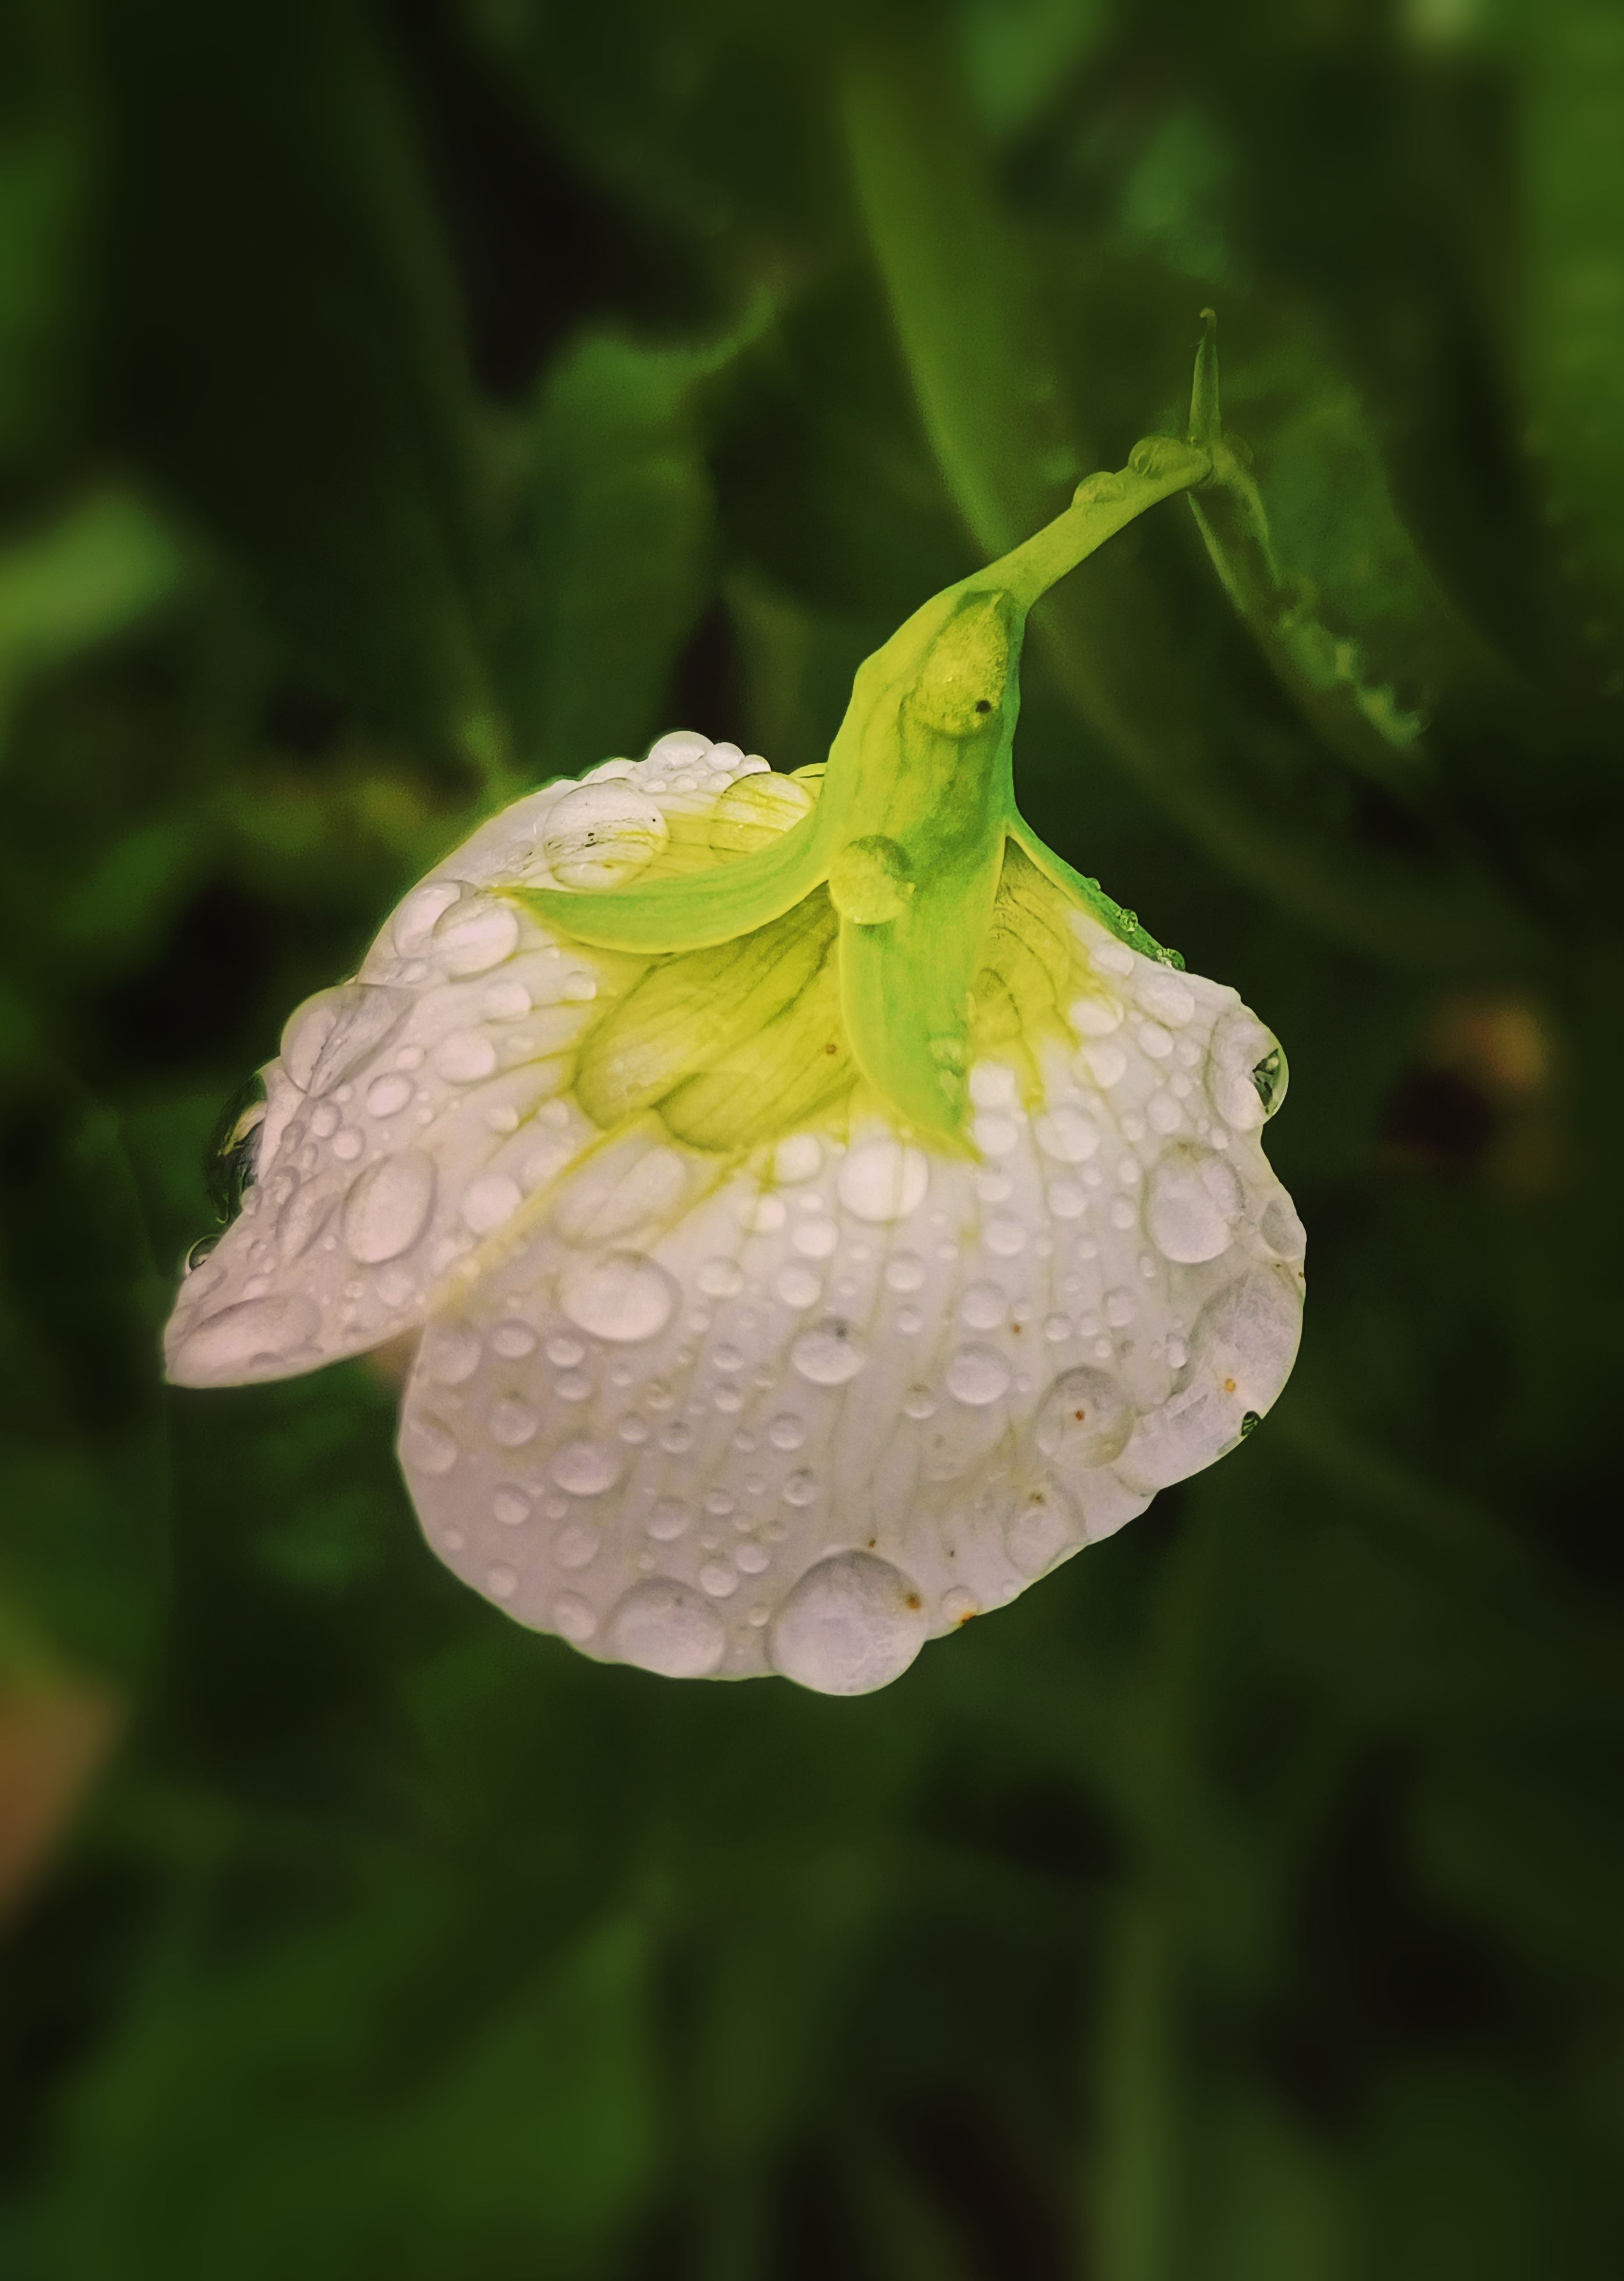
left=2, top=2, right=1623, bottom=2277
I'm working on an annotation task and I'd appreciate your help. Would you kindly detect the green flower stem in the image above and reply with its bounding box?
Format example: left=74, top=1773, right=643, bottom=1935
left=842, top=44, right=1545, bottom=978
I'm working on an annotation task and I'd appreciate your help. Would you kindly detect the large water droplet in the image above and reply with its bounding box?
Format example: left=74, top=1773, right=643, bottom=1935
left=1003, top=1475, right=1083, bottom=1577
left=489, top=1397, right=540, bottom=1448
left=551, top=1439, right=620, bottom=1497
left=710, top=771, right=815, bottom=855
left=281, top=985, right=409, bottom=1097
left=836, top=1137, right=928, bottom=1222
left=403, top=1417, right=458, bottom=1476
left=1144, top=1144, right=1244, bottom=1264
left=768, top=1413, right=806, bottom=1452
left=544, top=782, right=669, bottom=889
left=559, top=1251, right=676, bottom=1342
left=1116, top=1268, right=1302, bottom=1492
left=1035, top=1366, right=1135, bottom=1471
left=768, top=1550, right=928, bottom=1695
left=342, top=1151, right=436, bottom=1264
left=433, top=1031, right=499, bottom=1084
left=1209, top=1009, right=1287, bottom=1130
left=204, top=1076, right=267, bottom=1221
left=276, top=1182, right=337, bottom=1263
left=1034, top=1105, right=1100, bottom=1164
left=946, top=1344, right=1011, bottom=1406
left=426, top=1322, right=481, bottom=1384
left=608, top=1579, right=726, bottom=1677
left=432, top=896, right=519, bottom=976
left=366, top=1073, right=414, bottom=1119
left=169, top=1293, right=322, bottom=1383
left=791, top=1318, right=866, bottom=1387
left=1260, top=1196, right=1307, bottom=1260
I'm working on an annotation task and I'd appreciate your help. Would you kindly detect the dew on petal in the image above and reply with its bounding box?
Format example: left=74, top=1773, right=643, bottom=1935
left=791, top=1318, right=866, bottom=1387
left=402, top=1418, right=458, bottom=1476
left=341, top=1152, right=436, bottom=1264
left=836, top=1137, right=928, bottom=1223
left=425, top=1323, right=481, bottom=1384
left=1035, top=1106, right=1100, bottom=1163
left=1035, top=1366, right=1135, bottom=1471
left=947, top=1344, right=1012, bottom=1406
left=433, top=897, right=520, bottom=976
left=366, top=1073, right=414, bottom=1119
left=1004, top=1475, right=1083, bottom=1577
left=608, top=1579, right=726, bottom=1677
left=433, top=1031, right=499, bottom=1085
left=768, top=1551, right=928, bottom=1695
left=768, top=1413, right=806, bottom=1452
left=543, top=782, right=669, bottom=889
left=489, top=1397, right=540, bottom=1448
left=1145, top=1143, right=1245, bottom=1264
left=554, top=1592, right=598, bottom=1642
left=551, top=1439, right=620, bottom=1497
left=961, top=1281, right=1007, bottom=1330
left=647, top=1499, right=690, bottom=1540
left=559, top=1251, right=677, bottom=1342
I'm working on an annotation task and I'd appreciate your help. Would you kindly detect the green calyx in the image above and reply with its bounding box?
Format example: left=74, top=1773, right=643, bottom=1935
left=514, top=354, right=1217, bottom=1148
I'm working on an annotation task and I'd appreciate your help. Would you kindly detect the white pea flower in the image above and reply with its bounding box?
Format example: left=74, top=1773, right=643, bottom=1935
left=166, top=428, right=1304, bottom=1694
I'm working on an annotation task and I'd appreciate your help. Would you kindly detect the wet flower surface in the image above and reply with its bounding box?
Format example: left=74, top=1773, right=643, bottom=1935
left=167, top=461, right=1304, bottom=1693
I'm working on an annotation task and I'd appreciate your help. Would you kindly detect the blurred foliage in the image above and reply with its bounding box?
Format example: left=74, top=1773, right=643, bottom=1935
left=2, top=0, right=1624, bottom=2274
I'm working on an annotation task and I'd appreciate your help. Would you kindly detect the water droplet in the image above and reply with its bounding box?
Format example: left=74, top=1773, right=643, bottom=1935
left=947, top=1344, right=1011, bottom=1406
left=433, top=1031, right=499, bottom=1085
left=366, top=1073, right=414, bottom=1119
left=553, top=1591, right=597, bottom=1641
left=462, top=1173, right=523, bottom=1235
left=342, top=1151, right=436, bottom=1264
left=884, top=1253, right=926, bottom=1293
left=433, top=897, right=519, bottom=977
left=170, top=1293, right=322, bottom=1382
left=393, top=879, right=463, bottom=953
left=648, top=1499, right=690, bottom=1540
left=772, top=1133, right=822, bottom=1183
left=489, top=1397, right=540, bottom=1448
left=768, top=1413, right=806, bottom=1452
left=739, top=1192, right=787, bottom=1233
left=782, top=1469, right=818, bottom=1506
left=1209, top=1009, right=1286, bottom=1130
left=282, top=985, right=408, bottom=1097
left=1104, top=1288, right=1136, bottom=1327
left=961, top=1281, right=1006, bottom=1330
left=204, top=1076, right=268, bottom=1221
left=550, top=1439, right=620, bottom=1497
left=768, top=1551, right=928, bottom=1695
left=490, top=1321, right=535, bottom=1360
left=1145, top=1144, right=1244, bottom=1264
left=1138, top=971, right=1195, bottom=1025
left=836, top=1137, right=928, bottom=1223
left=183, top=1234, right=221, bottom=1275
left=560, top=1251, right=676, bottom=1342
left=902, top=1385, right=937, bottom=1420
left=791, top=1216, right=838, bottom=1260
left=1117, top=1270, right=1301, bottom=1491
left=493, top=1486, right=530, bottom=1526
left=1035, top=1367, right=1135, bottom=1471
left=545, top=782, right=669, bottom=889
left=554, top=1520, right=601, bottom=1568
left=1073, top=470, right=1126, bottom=506
left=1260, top=1197, right=1307, bottom=1259
left=775, top=1263, right=822, bottom=1309
left=1139, top=1021, right=1173, bottom=1060
left=986, top=1217, right=1027, bottom=1257
left=273, top=1184, right=335, bottom=1263
left=1004, top=1476, right=1082, bottom=1577
left=1035, top=1106, right=1100, bottom=1164
left=1069, top=991, right=1124, bottom=1038
left=546, top=1333, right=585, bottom=1367
left=608, top=1579, right=726, bottom=1677
left=403, top=1417, right=458, bottom=1476
left=698, top=1256, right=744, bottom=1298
left=1084, top=1043, right=1127, bottom=1089
left=792, top=1318, right=866, bottom=1387
left=942, top=1586, right=978, bottom=1623
left=700, top=1560, right=739, bottom=1599
left=486, top=1564, right=518, bottom=1601
left=972, top=1112, right=1019, bottom=1157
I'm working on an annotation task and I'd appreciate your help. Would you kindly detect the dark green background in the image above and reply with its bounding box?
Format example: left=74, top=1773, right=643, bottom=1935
left=3, top=1, right=1622, bottom=2274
